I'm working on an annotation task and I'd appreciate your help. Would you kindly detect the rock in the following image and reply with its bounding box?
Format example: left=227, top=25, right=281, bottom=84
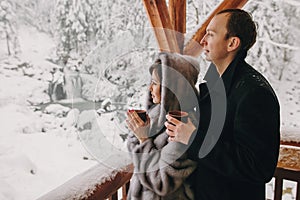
left=63, top=108, right=80, bottom=129
left=78, top=110, right=97, bottom=131
left=44, top=104, right=70, bottom=117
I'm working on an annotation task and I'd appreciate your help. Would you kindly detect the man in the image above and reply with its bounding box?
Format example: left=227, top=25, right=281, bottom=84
left=165, top=9, right=280, bottom=200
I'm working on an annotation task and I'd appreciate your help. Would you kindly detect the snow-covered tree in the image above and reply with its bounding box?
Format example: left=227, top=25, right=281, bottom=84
left=68, top=0, right=95, bottom=59
left=55, top=0, right=73, bottom=65
left=186, top=0, right=220, bottom=33
left=11, top=0, right=55, bottom=34
left=88, top=0, right=148, bottom=49
left=55, top=0, right=94, bottom=65
left=0, top=0, right=20, bottom=56
left=245, top=0, right=299, bottom=81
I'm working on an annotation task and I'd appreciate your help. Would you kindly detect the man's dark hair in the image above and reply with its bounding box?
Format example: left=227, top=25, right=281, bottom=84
left=217, top=9, right=257, bottom=52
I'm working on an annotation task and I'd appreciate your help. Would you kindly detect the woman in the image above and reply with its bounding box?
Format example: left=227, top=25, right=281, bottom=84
left=126, top=52, right=200, bottom=200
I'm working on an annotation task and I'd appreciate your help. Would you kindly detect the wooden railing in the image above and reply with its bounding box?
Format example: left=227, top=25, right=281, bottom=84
left=273, top=141, right=300, bottom=200
left=86, top=164, right=133, bottom=200
left=37, top=163, right=133, bottom=200
left=38, top=142, right=300, bottom=200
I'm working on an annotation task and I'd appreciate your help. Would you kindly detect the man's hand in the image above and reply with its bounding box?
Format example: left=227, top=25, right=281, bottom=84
left=165, top=115, right=196, bottom=145
left=126, top=110, right=150, bottom=143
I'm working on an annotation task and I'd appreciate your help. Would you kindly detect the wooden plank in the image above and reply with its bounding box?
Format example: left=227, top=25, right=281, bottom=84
left=169, top=0, right=186, bottom=53
left=274, top=143, right=300, bottom=200
left=273, top=168, right=300, bottom=200
left=297, top=182, right=300, bottom=200
left=122, top=181, right=130, bottom=200
left=109, top=192, right=118, bottom=200
left=183, top=0, right=249, bottom=57
left=280, top=140, right=300, bottom=147
left=274, top=168, right=300, bottom=183
left=277, top=145, right=300, bottom=171
left=274, top=176, right=283, bottom=200
left=169, top=0, right=186, bottom=34
left=142, top=0, right=180, bottom=53
left=94, top=164, right=133, bottom=200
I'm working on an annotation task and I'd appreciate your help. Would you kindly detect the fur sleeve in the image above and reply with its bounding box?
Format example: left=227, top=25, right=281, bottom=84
left=127, top=133, right=140, bottom=153
left=131, top=137, right=197, bottom=196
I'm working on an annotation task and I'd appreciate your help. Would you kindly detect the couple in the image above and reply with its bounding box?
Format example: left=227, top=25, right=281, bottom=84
left=126, top=9, right=280, bottom=200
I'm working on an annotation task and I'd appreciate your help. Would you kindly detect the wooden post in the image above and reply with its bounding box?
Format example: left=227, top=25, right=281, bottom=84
left=122, top=181, right=130, bottom=200
left=142, top=0, right=180, bottom=53
left=297, top=183, right=300, bottom=200
left=183, top=0, right=249, bottom=57
left=169, top=0, right=186, bottom=53
left=274, top=176, right=283, bottom=200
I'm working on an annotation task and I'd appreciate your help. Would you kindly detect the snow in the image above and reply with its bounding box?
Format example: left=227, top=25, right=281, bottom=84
left=38, top=161, right=131, bottom=200
left=44, top=104, right=71, bottom=117
left=0, top=10, right=299, bottom=200
left=282, top=0, right=300, bottom=7
left=18, top=24, right=54, bottom=64
left=0, top=24, right=132, bottom=200
left=0, top=25, right=105, bottom=200
left=281, top=128, right=300, bottom=143
left=275, top=49, right=300, bottom=129
left=0, top=101, right=97, bottom=199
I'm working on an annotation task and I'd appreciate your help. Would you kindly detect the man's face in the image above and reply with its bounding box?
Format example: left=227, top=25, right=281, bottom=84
left=200, top=13, right=231, bottom=65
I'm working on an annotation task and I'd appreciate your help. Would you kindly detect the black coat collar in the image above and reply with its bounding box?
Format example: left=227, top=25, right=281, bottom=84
left=201, top=51, right=246, bottom=98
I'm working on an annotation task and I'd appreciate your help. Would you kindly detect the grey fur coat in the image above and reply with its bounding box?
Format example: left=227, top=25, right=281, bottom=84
left=127, top=52, right=200, bottom=200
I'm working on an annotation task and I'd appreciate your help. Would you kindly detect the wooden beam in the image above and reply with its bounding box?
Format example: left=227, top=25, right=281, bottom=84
left=169, top=0, right=186, bottom=53
left=183, top=0, right=249, bottom=57
left=142, top=0, right=180, bottom=53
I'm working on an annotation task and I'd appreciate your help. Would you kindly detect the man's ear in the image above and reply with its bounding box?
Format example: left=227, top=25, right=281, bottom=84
left=227, top=37, right=240, bottom=52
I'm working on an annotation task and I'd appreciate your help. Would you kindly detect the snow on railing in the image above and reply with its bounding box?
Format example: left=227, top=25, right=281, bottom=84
left=281, top=128, right=300, bottom=146
left=37, top=163, right=133, bottom=200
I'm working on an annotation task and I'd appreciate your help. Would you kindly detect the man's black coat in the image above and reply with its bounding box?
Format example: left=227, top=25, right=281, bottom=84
left=189, top=52, right=280, bottom=200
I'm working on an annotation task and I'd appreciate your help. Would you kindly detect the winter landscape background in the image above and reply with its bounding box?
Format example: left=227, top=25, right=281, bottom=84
left=0, top=0, right=299, bottom=199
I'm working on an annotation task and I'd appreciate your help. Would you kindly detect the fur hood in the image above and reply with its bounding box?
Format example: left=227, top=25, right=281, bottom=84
left=146, top=52, right=200, bottom=129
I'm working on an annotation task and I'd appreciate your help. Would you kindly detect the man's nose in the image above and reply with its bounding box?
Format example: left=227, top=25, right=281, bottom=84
left=200, top=35, right=207, bottom=46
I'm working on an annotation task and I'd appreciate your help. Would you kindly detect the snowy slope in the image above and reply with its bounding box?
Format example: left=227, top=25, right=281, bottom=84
left=0, top=25, right=98, bottom=200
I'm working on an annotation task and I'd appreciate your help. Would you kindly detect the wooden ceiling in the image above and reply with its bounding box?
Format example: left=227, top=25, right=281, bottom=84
left=142, top=0, right=249, bottom=57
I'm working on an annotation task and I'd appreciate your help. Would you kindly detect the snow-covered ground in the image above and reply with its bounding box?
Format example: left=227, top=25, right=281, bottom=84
left=0, top=23, right=299, bottom=200
left=0, top=25, right=99, bottom=200
left=275, top=49, right=300, bottom=130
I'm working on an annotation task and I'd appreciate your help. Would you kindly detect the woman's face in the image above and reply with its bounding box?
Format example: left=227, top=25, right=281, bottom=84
left=149, top=69, right=161, bottom=104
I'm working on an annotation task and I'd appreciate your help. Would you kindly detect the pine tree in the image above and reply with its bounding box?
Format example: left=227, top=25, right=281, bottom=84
left=186, top=0, right=220, bottom=33
left=55, top=0, right=72, bottom=65
left=245, top=1, right=298, bottom=81
left=55, top=0, right=97, bottom=66
left=12, top=0, right=55, bottom=34
left=0, top=0, right=20, bottom=56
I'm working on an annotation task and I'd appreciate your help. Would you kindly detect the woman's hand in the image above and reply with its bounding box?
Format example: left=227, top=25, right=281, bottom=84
left=165, top=115, right=196, bottom=145
left=126, top=110, right=150, bottom=143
